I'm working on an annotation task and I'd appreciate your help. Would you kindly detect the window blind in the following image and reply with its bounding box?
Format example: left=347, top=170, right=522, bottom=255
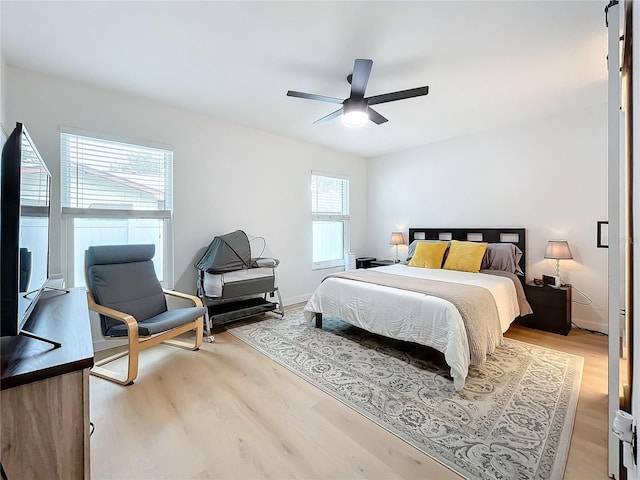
left=61, top=133, right=173, bottom=217
left=311, top=173, right=349, bottom=218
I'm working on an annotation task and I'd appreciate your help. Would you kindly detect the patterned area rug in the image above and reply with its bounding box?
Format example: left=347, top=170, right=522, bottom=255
left=227, top=307, right=583, bottom=480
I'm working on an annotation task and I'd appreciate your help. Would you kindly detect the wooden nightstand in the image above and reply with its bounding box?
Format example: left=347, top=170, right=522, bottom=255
left=370, top=259, right=395, bottom=267
left=356, top=257, right=376, bottom=269
left=520, top=283, right=572, bottom=335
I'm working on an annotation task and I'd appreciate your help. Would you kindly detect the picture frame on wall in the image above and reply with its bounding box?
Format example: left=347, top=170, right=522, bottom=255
left=597, top=221, right=608, bottom=248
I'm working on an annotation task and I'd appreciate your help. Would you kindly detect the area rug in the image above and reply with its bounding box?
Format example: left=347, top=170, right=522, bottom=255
left=227, top=307, right=583, bottom=480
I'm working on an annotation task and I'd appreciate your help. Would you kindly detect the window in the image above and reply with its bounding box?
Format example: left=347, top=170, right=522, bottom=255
left=311, top=172, right=349, bottom=269
left=60, top=130, right=173, bottom=287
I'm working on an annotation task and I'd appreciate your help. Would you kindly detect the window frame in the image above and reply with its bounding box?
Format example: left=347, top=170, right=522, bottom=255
left=59, top=128, right=174, bottom=288
left=311, top=171, right=350, bottom=270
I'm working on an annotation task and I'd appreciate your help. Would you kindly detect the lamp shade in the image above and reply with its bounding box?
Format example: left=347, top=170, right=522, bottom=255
left=544, top=240, right=573, bottom=260
left=389, top=232, right=405, bottom=245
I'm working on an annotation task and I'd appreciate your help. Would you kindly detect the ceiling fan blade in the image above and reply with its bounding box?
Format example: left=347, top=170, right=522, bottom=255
left=287, top=90, right=344, bottom=104
left=314, top=108, right=343, bottom=125
left=350, top=59, right=373, bottom=98
left=367, top=107, right=388, bottom=125
left=367, top=86, right=429, bottom=106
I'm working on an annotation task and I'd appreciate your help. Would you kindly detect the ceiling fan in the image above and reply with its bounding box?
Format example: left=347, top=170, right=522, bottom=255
left=287, top=58, right=429, bottom=127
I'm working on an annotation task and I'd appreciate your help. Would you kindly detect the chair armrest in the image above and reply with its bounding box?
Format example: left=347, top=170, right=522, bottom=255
left=86, top=291, right=138, bottom=328
left=163, top=289, right=203, bottom=307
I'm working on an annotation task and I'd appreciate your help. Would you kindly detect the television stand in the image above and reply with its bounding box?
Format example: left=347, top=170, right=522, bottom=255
left=1, top=288, right=94, bottom=478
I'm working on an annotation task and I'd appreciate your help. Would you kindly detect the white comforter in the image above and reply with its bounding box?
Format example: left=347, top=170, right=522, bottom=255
left=303, top=264, right=521, bottom=390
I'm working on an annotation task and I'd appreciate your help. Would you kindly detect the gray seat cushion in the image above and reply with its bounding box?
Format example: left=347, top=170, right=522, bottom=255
left=106, top=306, right=206, bottom=337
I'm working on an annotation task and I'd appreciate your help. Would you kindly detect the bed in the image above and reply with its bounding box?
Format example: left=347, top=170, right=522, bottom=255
left=303, top=227, right=531, bottom=390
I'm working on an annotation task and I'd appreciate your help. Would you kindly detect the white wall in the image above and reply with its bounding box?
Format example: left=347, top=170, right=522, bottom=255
left=0, top=57, right=6, bottom=128
left=7, top=66, right=367, bottom=345
left=7, top=65, right=609, bottom=335
left=366, top=104, right=608, bottom=332
left=0, top=0, right=7, bottom=130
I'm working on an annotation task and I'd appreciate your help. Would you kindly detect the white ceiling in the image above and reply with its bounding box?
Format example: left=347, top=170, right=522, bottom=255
left=1, top=1, right=607, bottom=158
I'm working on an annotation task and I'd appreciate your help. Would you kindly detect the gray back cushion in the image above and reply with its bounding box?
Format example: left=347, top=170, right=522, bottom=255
left=86, top=245, right=167, bottom=335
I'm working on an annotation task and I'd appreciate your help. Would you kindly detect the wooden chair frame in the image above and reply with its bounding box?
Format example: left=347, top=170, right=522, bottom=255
left=87, top=289, right=204, bottom=386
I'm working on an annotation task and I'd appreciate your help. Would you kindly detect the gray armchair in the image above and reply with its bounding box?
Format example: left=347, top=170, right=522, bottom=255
left=85, top=244, right=204, bottom=385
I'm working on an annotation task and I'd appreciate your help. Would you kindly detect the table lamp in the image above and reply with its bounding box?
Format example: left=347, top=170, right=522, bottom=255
left=389, top=232, right=405, bottom=264
left=544, top=240, right=573, bottom=286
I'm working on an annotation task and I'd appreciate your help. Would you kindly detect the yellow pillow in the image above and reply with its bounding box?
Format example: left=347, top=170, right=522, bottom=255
left=408, top=242, right=448, bottom=268
left=443, top=240, right=488, bottom=273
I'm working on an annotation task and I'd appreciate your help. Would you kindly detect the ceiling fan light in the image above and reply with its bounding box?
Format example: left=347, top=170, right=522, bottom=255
left=342, top=109, right=368, bottom=127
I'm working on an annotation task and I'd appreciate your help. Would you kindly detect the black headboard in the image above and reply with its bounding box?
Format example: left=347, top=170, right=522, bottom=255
left=408, top=227, right=526, bottom=282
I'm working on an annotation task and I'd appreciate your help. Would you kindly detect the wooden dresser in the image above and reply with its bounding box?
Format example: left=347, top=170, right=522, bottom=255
left=1, top=288, right=94, bottom=478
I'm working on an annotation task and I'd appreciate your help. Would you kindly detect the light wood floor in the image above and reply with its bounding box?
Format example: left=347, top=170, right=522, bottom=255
left=90, top=310, right=609, bottom=479
left=505, top=324, right=609, bottom=480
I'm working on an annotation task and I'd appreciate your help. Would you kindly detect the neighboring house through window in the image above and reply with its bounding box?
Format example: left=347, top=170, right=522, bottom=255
left=60, top=130, right=173, bottom=287
left=311, top=172, right=350, bottom=270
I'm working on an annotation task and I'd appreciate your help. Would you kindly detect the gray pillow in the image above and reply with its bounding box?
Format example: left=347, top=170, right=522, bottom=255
left=480, top=243, right=523, bottom=275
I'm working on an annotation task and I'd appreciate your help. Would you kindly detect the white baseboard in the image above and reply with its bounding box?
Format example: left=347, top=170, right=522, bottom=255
left=283, top=294, right=311, bottom=307
left=572, top=317, right=608, bottom=335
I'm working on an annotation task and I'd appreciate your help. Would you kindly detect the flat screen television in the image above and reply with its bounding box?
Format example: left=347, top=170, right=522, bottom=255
left=1, top=122, right=59, bottom=346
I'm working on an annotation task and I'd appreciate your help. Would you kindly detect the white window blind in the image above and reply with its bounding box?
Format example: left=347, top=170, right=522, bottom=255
left=311, top=173, right=349, bottom=219
left=311, top=172, right=350, bottom=269
left=61, top=133, right=173, bottom=217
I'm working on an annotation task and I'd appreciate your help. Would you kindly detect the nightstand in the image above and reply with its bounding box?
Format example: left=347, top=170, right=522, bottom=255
left=356, top=257, right=376, bottom=269
left=520, top=283, right=572, bottom=335
left=370, top=259, right=395, bottom=267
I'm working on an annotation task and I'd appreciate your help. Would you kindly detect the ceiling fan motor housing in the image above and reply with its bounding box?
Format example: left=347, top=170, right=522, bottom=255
left=287, top=58, right=429, bottom=125
left=343, top=98, right=367, bottom=112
